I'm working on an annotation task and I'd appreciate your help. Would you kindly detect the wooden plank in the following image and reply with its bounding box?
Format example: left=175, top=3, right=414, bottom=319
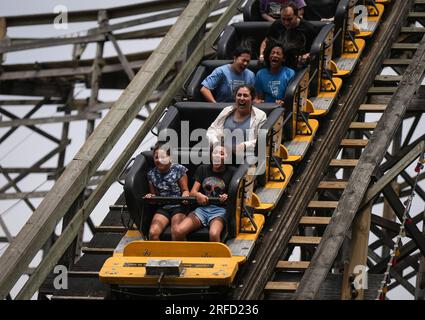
left=408, top=12, right=425, bottom=18
left=401, top=27, right=425, bottom=33
left=276, top=261, right=310, bottom=271
left=295, top=23, right=425, bottom=300
left=382, top=59, right=412, bottom=65
left=0, top=17, right=6, bottom=63
left=10, top=1, right=243, bottom=301
left=318, top=181, right=348, bottom=190
left=265, top=281, right=298, bottom=291
left=329, top=159, right=359, bottom=167
left=374, top=75, right=402, bottom=82
left=299, top=216, right=332, bottom=225
left=349, top=122, right=378, bottom=130
left=0, top=113, right=101, bottom=128
left=289, top=236, right=322, bottom=245
left=0, top=191, right=48, bottom=201
left=308, top=201, right=338, bottom=209
left=368, top=87, right=397, bottom=94
left=392, top=43, right=419, bottom=50
left=358, top=104, right=387, bottom=112
left=340, top=139, right=369, bottom=148
left=341, top=203, right=371, bottom=300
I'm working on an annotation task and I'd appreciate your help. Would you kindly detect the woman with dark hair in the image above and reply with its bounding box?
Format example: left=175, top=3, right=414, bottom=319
left=206, top=85, right=267, bottom=156
left=173, top=145, right=236, bottom=242
left=255, top=42, right=295, bottom=104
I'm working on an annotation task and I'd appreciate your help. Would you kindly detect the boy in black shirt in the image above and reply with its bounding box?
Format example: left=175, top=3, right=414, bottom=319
left=173, top=145, right=236, bottom=242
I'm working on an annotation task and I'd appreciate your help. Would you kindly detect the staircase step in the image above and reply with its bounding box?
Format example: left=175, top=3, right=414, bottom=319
left=289, top=236, right=322, bottom=246
left=349, top=122, right=378, bottom=130
left=358, top=104, right=387, bottom=112
left=308, top=201, right=338, bottom=209
left=329, top=159, right=359, bottom=167
left=318, top=181, right=348, bottom=190
left=340, top=139, right=369, bottom=148
left=275, top=261, right=310, bottom=271
left=265, top=281, right=299, bottom=292
left=299, top=216, right=332, bottom=226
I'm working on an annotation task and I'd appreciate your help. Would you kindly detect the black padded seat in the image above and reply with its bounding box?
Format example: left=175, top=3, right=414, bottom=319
left=217, top=22, right=272, bottom=59
left=185, top=59, right=261, bottom=101
left=124, top=150, right=247, bottom=242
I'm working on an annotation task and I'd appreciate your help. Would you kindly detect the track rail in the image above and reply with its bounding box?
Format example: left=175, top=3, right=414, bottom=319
left=232, top=0, right=417, bottom=300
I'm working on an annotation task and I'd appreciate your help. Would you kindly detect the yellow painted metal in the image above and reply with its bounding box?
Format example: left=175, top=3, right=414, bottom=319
left=335, top=38, right=366, bottom=77
left=285, top=119, right=319, bottom=163
left=254, top=165, right=293, bottom=212
left=357, top=4, right=385, bottom=38
left=99, top=255, right=240, bottom=286
left=311, top=78, right=343, bottom=117
left=236, top=214, right=265, bottom=240
left=124, top=241, right=232, bottom=257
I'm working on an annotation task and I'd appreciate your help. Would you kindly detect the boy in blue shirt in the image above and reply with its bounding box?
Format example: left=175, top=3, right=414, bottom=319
left=200, top=47, right=255, bottom=103
left=255, top=42, right=295, bottom=104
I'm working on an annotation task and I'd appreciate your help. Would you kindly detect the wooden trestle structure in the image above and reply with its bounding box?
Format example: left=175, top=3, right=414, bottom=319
left=0, top=0, right=425, bottom=300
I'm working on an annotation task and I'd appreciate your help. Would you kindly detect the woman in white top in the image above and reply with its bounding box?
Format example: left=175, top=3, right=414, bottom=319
left=206, top=85, right=267, bottom=158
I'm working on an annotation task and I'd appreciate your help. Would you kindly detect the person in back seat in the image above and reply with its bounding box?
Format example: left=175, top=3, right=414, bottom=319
left=144, top=142, right=190, bottom=240
left=259, top=2, right=320, bottom=69
left=200, top=47, right=255, bottom=103
left=173, top=145, right=236, bottom=242
left=260, top=0, right=307, bottom=21
left=255, top=42, right=295, bottom=104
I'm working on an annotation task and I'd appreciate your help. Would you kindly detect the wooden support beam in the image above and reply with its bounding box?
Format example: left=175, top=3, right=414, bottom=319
left=0, top=17, right=6, bottom=63
left=0, top=143, right=69, bottom=194
left=1, top=167, right=35, bottom=212
left=341, top=203, right=371, bottom=300
left=5, top=0, right=240, bottom=300
left=4, top=0, right=188, bottom=26
left=381, top=184, right=425, bottom=256
left=0, top=191, right=48, bottom=201
left=0, top=107, right=61, bottom=144
left=295, top=23, right=425, bottom=300
left=0, top=112, right=101, bottom=128
left=0, top=99, right=46, bottom=144
left=107, top=33, right=135, bottom=80
left=361, top=141, right=425, bottom=206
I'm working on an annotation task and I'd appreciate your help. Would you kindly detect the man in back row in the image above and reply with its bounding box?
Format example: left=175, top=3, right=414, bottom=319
left=259, top=3, right=320, bottom=70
